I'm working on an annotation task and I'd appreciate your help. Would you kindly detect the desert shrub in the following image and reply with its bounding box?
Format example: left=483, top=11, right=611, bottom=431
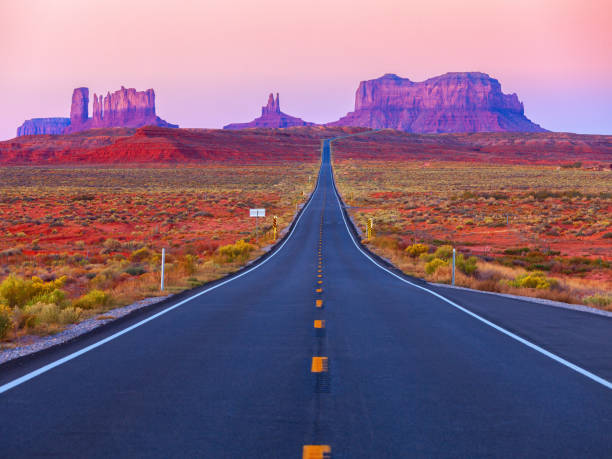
left=217, top=239, right=255, bottom=263
left=508, top=271, right=557, bottom=289
left=370, top=236, right=398, bottom=251
left=405, top=243, right=429, bottom=258
left=419, top=252, right=435, bottom=262
left=124, top=265, right=147, bottom=276
left=30, top=288, right=67, bottom=307
left=425, top=258, right=448, bottom=275
left=504, top=247, right=530, bottom=256
left=130, top=247, right=152, bottom=262
left=583, top=295, right=611, bottom=308
left=602, top=232, right=612, bottom=239
left=0, top=275, right=67, bottom=308
left=74, top=289, right=110, bottom=309
left=24, top=302, right=60, bottom=324
left=102, top=238, right=122, bottom=252
left=433, top=245, right=453, bottom=261
left=0, top=304, right=12, bottom=339
left=456, top=254, right=478, bottom=275
left=58, top=307, right=82, bottom=324
left=90, top=270, right=118, bottom=289
left=181, top=254, right=197, bottom=275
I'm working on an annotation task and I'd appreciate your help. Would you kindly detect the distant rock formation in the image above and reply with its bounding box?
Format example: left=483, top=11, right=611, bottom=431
left=224, top=93, right=314, bottom=129
left=16, top=86, right=177, bottom=137
left=328, top=72, right=545, bottom=133
left=16, top=118, right=71, bottom=137
left=64, top=86, right=177, bottom=133
left=70, top=87, right=89, bottom=125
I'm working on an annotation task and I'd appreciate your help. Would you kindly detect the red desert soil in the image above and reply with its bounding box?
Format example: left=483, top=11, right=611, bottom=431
left=332, top=130, right=612, bottom=166
left=2, top=126, right=612, bottom=166
left=0, top=126, right=364, bottom=165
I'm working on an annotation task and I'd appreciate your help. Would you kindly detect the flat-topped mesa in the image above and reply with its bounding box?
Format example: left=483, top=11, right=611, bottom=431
left=64, top=86, right=177, bottom=134
left=16, top=118, right=71, bottom=137
left=329, top=72, right=546, bottom=133
left=224, top=92, right=313, bottom=129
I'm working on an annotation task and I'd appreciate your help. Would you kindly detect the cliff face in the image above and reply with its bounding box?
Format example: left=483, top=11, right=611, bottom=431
left=65, top=86, right=177, bottom=133
left=16, top=118, right=71, bottom=137
left=328, top=72, right=545, bottom=133
left=224, top=93, right=314, bottom=129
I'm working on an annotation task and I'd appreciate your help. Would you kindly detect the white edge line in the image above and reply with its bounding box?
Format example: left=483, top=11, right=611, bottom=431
left=327, top=140, right=612, bottom=391
left=0, top=162, right=324, bottom=395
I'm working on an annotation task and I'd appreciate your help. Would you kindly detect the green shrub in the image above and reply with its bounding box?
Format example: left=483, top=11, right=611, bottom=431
left=509, top=271, right=557, bottom=289
left=425, top=258, right=448, bottom=275
left=419, top=253, right=435, bottom=263
left=583, top=295, right=611, bottom=308
left=58, top=307, right=82, bottom=324
left=30, top=288, right=67, bottom=307
left=433, top=245, right=453, bottom=261
left=456, top=254, right=478, bottom=275
left=0, top=275, right=67, bottom=308
left=74, top=289, right=110, bottom=309
left=405, top=243, right=429, bottom=258
left=0, top=304, right=12, bottom=339
left=124, top=265, right=147, bottom=276
left=217, top=239, right=255, bottom=263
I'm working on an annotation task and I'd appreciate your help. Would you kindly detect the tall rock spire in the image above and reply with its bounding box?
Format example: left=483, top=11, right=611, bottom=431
left=225, top=92, right=313, bottom=129
left=70, top=88, right=89, bottom=124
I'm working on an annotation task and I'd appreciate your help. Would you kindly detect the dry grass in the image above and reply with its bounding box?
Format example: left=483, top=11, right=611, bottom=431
left=335, top=159, right=612, bottom=310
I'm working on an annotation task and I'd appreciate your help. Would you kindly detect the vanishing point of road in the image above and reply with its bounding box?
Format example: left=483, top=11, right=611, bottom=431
left=2, top=140, right=612, bottom=458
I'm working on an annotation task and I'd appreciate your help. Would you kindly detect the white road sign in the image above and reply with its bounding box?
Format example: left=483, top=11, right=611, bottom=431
left=249, top=208, right=266, bottom=217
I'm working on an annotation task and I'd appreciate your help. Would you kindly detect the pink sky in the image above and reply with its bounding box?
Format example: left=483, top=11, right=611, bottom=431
left=1, top=0, right=611, bottom=140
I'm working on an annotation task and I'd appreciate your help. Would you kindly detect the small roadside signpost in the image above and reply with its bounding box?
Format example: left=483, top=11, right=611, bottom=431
left=250, top=208, right=266, bottom=236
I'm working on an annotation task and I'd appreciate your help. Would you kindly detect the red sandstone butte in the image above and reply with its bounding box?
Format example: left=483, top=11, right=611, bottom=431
left=328, top=72, right=546, bottom=133
left=224, top=93, right=314, bottom=129
left=64, top=86, right=177, bottom=133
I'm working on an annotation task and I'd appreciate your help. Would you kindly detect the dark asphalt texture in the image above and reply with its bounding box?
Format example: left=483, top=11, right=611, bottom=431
left=1, top=140, right=611, bottom=458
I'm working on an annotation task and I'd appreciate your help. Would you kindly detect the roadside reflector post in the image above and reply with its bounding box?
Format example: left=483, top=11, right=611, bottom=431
left=452, top=248, right=456, bottom=286
left=366, top=218, right=374, bottom=239
left=160, top=248, right=166, bottom=291
left=273, top=215, right=278, bottom=241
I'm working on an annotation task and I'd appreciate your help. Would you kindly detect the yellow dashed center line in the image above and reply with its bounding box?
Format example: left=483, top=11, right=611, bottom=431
left=315, top=299, right=323, bottom=308
left=303, top=445, right=331, bottom=458
left=316, top=288, right=322, bottom=293
left=314, top=320, right=325, bottom=328
left=311, top=356, right=328, bottom=373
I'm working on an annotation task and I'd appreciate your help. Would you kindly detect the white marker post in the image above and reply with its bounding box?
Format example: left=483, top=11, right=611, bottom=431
left=452, top=248, right=456, bottom=286
left=249, top=208, right=266, bottom=237
left=160, top=248, right=166, bottom=291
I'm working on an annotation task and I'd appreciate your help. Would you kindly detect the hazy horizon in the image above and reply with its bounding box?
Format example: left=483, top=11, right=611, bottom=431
left=1, top=0, right=611, bottom=140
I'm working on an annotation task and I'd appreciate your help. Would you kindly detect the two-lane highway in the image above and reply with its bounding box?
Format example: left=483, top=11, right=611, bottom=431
left=2, top=140, right=611, bottom=458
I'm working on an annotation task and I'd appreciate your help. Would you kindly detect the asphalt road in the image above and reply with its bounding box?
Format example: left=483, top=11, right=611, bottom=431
left=1, top=140, right=611, bottom=458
